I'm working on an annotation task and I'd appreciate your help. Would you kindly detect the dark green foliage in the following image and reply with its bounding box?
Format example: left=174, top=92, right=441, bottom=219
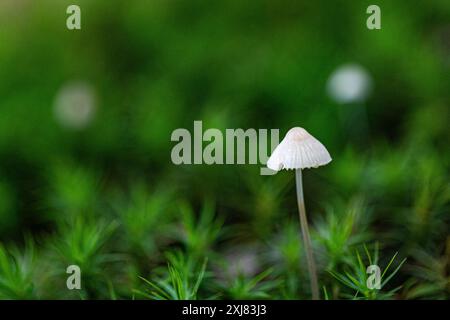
left=0, top=240, right=37, bottom=299
left=135, top=252, right=208, bottom=300
left=0, top=0, right=448, bottom=299
left=328, top=244, right=406, bottom=299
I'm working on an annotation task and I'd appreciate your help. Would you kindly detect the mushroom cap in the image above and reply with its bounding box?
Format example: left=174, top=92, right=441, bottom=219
left=327, top=63, right=372, bottom=104
left=267, top=127, right=332, bottom=171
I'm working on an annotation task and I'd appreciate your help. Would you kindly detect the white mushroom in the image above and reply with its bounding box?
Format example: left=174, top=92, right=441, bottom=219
left=54, top=81, right=97, bottom=130
left=267, top=127, right=331, bottom=171
left=327, top=63, right=372, bottom=104
left=267, top=127, right=332, bottom=300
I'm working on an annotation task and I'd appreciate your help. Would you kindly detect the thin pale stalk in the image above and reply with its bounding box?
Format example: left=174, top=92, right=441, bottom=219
left=295, top=169, right=319, bottom=300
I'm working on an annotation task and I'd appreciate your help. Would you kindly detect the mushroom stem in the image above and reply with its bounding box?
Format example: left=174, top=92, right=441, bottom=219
left=295, top=169, right=319, bottom=300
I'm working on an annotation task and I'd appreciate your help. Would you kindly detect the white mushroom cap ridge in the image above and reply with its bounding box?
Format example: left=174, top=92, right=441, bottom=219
left=267, top=127, right=332, bottom=171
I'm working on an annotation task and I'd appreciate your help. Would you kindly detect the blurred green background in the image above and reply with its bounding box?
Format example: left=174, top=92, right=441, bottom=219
left=0, top=0, right=448, bottom=299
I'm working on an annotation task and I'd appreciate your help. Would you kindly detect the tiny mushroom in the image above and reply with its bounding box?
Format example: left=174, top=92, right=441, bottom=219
left=267, top=127, right=331, bottom=300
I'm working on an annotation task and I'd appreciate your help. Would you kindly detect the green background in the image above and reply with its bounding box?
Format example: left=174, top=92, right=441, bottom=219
left=0, top=0, right=448, bottom=299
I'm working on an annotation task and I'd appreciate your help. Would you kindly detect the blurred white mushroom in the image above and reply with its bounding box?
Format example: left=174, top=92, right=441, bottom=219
left=225, top=248, right=259, bottom=278
left=53, top=82, right=97, bottom=130
left=327, top=63, right=372, bottom=104
left=267, top=127, right=332, bottom=300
